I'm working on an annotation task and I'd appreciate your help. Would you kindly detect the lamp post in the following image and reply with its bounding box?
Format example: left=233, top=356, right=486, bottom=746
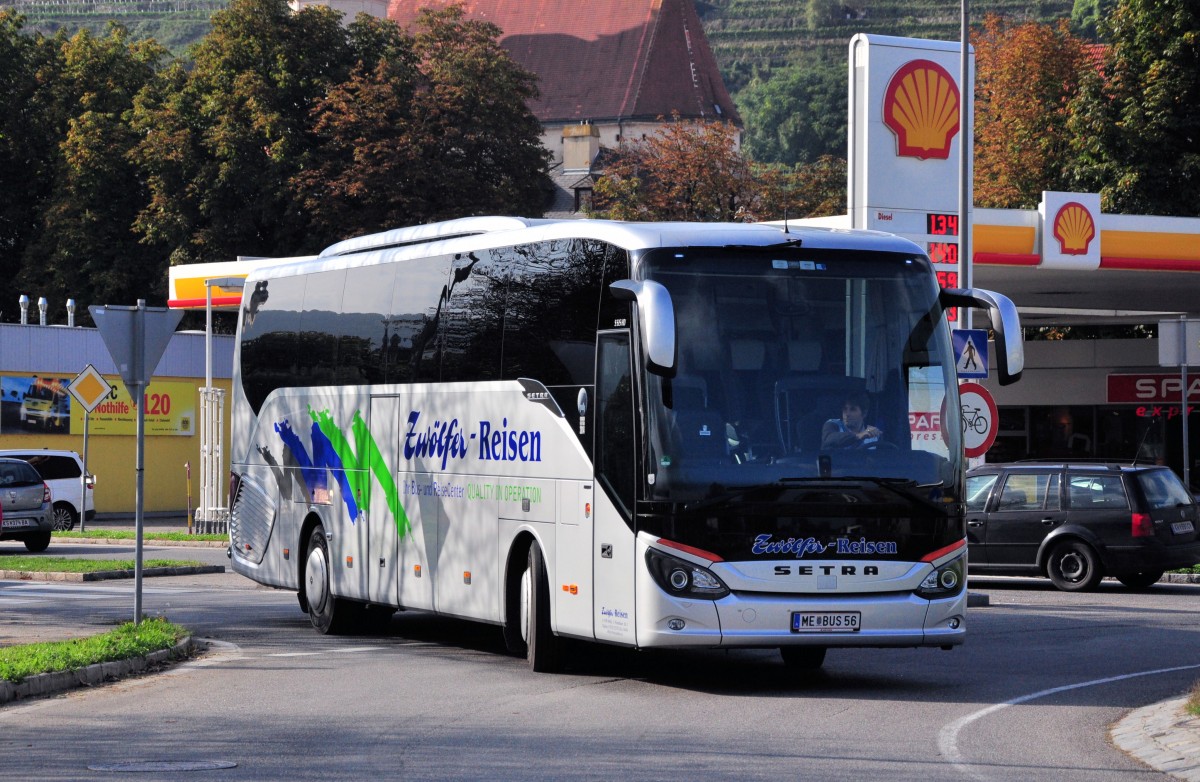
left=959, top=0, right=972, bottom=329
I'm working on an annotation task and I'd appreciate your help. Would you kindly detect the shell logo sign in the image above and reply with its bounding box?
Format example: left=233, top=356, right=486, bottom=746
left=883, top=59, right=960, bottom=160
left=1052, top=201, right=1096, bottom=255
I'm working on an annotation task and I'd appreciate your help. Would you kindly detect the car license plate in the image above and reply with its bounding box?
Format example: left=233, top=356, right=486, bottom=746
left=1172, top=520, right=1195, bottom=535
left=2, top=519, right=33, bottom=529
left=792, top=611, right=861, bottom=633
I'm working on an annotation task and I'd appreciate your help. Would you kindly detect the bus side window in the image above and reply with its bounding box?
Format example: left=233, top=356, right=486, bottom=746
left=596, top=332, right=635, bottom=517
left=440, top=250, right=505, bottom=383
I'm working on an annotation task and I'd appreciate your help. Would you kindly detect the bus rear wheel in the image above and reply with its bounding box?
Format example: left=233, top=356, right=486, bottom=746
left=304, top=525, right=352, bottom=634
left=523, top=544, right=563, bottom=673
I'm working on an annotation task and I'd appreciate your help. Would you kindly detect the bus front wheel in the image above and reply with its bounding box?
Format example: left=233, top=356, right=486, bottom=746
left=304, top=525, right=352, bottom=634
left=523, top=544, right=563, bottom=673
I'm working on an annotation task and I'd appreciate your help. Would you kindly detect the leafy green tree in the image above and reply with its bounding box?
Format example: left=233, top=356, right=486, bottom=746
left=293, top=6, right=550, bottom=238
left=973, top=15, right=1089, bottom=209
left=1067, top=0, right=1200, bottom=216
left=737, top=60, right=845, bottom=166
left=0, top=12, right=60, bottom=293
left=130, top=0, right=356, bottom=264
left=21, top=25, right=171, bottom=313
left=1071, top=0, right=1118, bottom=40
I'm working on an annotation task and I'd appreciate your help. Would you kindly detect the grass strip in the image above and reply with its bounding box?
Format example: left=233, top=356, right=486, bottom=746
left=0, top=557, right=203, bottom=573
left=1188, top=680, right=1200, bottom=717
left=55, top=530, right=226, bottom=543
left=0, top=617, right=189, bottom=684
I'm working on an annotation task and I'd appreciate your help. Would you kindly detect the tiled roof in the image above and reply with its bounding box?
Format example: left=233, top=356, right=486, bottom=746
left=387, top=0, right=741, bottom=126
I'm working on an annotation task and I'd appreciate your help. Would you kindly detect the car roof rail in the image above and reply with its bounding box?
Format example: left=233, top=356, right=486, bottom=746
left=1010, top=458, right=1135, bottom=470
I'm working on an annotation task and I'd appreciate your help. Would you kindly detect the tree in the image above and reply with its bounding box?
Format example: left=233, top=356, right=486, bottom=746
left=130, top=0, right=357, bottom=264
left=737, top=59, right=845, bottom=167
left=0, top=12, right=61, bottom=292
left=1066, top=0, right=1200, bottom=216
left=21, top=25, right=171, bottom=312
left=973, top=15, right=1089, bottom=209
left=758, top=155, right=847, bottom=220
left=292, top=6, right=550, bottom=239
left=592, top=116, right=844, bottom=223
left=592, top=116, right=761, bottom=222
left=1071, top=0, right=1119, bottom=40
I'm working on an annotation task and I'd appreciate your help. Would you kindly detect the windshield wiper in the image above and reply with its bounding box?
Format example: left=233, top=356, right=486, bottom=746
left=778, top=476, right=947, bottom=509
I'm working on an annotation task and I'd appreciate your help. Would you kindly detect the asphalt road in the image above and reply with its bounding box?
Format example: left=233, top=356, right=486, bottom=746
left=0, top=555, right=1197, bottom=781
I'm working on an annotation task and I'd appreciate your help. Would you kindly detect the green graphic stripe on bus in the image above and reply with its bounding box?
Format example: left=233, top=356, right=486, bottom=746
left=310, top=407, right=410, bottom=539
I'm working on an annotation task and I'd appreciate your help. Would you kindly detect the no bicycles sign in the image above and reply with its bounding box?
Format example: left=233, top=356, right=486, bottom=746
left=958, top=381, right=998, bottom=458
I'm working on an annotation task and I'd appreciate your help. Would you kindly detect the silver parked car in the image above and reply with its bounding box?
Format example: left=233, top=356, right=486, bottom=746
left=0, top=457, right=54, bottom=552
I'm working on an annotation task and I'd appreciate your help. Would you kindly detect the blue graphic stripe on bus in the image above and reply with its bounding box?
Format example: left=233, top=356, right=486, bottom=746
left=272, top=408, right=410, bottom=539
left=275, top=419, right=332, bottom=508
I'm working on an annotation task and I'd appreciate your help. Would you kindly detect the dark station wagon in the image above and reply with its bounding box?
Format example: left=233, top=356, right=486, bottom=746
left=965, top=462, right=1200, bottom=591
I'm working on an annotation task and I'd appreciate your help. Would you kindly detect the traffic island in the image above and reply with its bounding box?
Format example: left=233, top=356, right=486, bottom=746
left=0, top=636, right=199, bottom=705
left=0, top=565, right=224, bottom=581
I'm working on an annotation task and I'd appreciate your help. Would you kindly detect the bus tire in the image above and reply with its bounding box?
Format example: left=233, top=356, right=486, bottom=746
left=503, top=545, right=529, bottom=656
left=524, top=544, right=563, bottom=673
left=304, top=525, right=352, bottom=634
left=780, top=646, right=827, bottom=670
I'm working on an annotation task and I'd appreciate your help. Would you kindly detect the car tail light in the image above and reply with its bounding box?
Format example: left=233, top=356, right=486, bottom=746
left=85, top=473, right=95, bottom=490
left=1132, top=512, right=1154, bottom=538
left=43, top=482, right=52, bottom=503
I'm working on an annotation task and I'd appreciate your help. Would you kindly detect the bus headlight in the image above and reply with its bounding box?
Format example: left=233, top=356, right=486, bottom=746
left=916, top=555, right=965, bottom=599
left=646, top=548, right=729, bottom=600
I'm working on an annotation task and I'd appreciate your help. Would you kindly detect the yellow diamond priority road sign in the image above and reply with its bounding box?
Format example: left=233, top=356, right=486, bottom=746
left=68, top=364, right=113, bottom=413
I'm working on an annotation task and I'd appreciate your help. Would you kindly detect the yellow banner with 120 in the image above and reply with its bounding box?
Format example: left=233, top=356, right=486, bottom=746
left=68, top=378, right=197, bottom=436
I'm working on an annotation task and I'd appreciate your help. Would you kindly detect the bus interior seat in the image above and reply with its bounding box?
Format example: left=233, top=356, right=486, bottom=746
left=787, top=339, right=822, bottom=373
left=730, top=340, right=765, bottom=371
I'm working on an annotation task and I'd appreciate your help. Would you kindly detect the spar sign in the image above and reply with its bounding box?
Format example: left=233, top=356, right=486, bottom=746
left=958, top=381, right=998, bottom=458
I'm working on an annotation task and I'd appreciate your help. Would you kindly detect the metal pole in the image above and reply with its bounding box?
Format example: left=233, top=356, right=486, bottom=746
left=1181, top=315, right=1191, bottom=489
left=959, top=0, right=972, bottom=330
left=79, top=412, right=90, bottom=533
left=133, top=300, right=146, bottom=625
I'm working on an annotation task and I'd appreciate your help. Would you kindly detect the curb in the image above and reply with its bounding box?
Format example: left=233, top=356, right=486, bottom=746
left=0, top=565, right=225, bottom=582
left=55, top=537, right=229, bottom=549
left=1163, top=573, right=1200, bottom=585
left=0, top=637, right=198, bottom=706
left=1112, top=697, right=1200, bottom=781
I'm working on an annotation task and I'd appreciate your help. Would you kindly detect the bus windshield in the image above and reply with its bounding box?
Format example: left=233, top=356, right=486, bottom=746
left=641, top=247, right=961, bottom=502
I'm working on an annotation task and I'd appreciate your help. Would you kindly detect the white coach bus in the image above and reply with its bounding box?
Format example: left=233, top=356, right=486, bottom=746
left=227, top=216, right=1022, bottom=672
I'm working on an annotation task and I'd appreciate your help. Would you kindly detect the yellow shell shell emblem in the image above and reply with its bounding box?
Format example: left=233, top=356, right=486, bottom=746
left=883, top=59, right=960, bottom=160
left=1053, top=202, right=1096, bottom=255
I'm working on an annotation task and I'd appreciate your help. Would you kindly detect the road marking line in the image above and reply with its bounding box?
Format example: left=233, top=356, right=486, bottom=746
left=938, top=662, right=1200, bottom=780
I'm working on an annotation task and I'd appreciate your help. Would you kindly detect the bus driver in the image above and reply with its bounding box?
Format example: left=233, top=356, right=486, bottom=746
left=821, top=392, right=883, bottom=450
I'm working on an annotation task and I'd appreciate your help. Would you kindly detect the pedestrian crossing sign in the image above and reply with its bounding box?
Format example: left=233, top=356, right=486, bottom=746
left=953, top=329, right=989, bottom=379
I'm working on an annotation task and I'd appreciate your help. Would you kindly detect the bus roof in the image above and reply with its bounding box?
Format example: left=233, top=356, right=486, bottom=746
left=250, top=217, right=925, bottom=281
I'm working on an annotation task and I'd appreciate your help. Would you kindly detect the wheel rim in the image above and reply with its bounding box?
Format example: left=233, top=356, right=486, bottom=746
left=306, top=545, right=329, bottom=613
left=51, top=507, right=73, bottom=531
left=1058, top=551, right=1086, bottom=582
left=519, top=566, right=532, bottom=644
